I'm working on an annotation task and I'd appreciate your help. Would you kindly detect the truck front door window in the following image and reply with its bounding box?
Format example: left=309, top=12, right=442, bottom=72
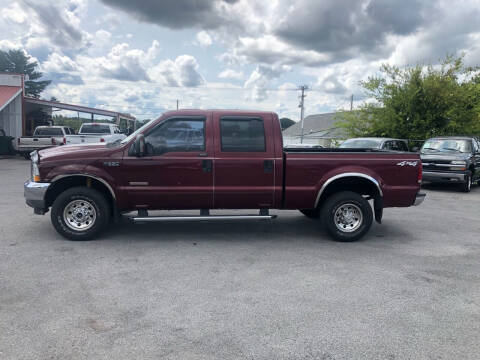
left=145, top=119, right=205, bottom=155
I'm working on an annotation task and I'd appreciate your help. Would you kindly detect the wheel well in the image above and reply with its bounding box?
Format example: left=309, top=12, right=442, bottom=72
left=45, top=176, right=114, bottom=210
left=316, top=176, right=381, bottom=208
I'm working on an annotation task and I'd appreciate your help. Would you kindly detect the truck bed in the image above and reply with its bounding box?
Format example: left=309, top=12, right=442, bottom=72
left=283, top=150, right=421, bottom=209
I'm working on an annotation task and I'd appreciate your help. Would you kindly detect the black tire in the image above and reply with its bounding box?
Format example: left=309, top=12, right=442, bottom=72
left=51, top=187, right=111, bottom=240
left=461, top=171, right=472, bottom=193
left=320, top=191, right=373, bottom=242
left=300, top=209, right=319, bottom=219
left=23, top=152, right=30, bottom=160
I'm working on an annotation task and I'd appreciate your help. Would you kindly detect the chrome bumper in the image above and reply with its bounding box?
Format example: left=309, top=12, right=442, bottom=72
left=422, top=171, right=466, bottom=183
left=24, top=181, right=50, bottom=214
left=414, top=192, right=426, bottom=206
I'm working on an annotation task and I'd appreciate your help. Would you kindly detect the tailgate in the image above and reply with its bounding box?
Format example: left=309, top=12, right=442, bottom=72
left=66, top=135, right=102, bottom=144
left=19, top=137, right=52, bottom=147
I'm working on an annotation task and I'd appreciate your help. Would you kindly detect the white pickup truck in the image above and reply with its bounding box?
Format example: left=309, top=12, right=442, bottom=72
left=65, top=123, right=126, bottom=145
left=17, top=126, right=73, bottom=158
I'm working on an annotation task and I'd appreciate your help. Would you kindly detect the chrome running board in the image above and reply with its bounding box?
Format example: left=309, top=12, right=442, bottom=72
left=132, top=214, right=276, bottom=223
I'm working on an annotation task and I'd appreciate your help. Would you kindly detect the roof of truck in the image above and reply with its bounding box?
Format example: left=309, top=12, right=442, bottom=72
left=161, top=109, right=276, bottom=117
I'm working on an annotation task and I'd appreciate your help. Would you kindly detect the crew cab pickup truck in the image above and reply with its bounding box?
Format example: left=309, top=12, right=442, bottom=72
left=24, top=110, right=425, bottom=242
left=65, top=123, right=126, bottom=145
left=420, top=136, right=480, bottom=192
left=17, top=126, right=73, bottom=159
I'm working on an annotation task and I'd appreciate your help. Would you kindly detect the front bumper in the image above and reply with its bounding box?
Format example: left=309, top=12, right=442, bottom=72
left=422, top=171, right=467, bottom=183
left=413, top=192, right=426, bottom=206
left=24, top=180, right=50, bottom=214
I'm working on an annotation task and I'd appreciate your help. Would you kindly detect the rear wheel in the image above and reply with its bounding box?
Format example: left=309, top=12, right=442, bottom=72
left=320, top=191, right=373, bottom=242
left=299, top=209, right=319, bottom=219
left=461, top=171, right=472, bottom=192
left=51, top=187, right=110, bottom=240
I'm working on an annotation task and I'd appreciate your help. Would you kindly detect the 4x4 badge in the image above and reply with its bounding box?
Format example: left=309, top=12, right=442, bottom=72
left=396, top=161, right=417, bottom=167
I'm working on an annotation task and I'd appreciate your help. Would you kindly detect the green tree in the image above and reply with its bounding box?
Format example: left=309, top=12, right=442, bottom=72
left=0, top=49, right=51, bottom=98
left=280, top=117, right=295, bottom=130
left=337, top=55, right=480, bottom=140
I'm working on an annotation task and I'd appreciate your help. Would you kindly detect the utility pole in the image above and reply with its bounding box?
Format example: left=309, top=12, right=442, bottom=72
left=176, top=99, right=179, bottom=110
left=299, top=85, right=308, bottom=144
left=350, top=94, right=354, bottom=111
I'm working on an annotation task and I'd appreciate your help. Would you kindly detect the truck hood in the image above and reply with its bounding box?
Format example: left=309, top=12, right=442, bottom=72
left=420, top=153, right=470, bottom=162
left=38, top=143, right=111, bottom=162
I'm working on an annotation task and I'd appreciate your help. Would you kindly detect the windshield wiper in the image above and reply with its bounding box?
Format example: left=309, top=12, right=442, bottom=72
left=422, top=147, right=437, bottom=151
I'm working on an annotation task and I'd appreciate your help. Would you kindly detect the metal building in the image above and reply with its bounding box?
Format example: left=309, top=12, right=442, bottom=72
left=0, top=72, right=136, bottom=143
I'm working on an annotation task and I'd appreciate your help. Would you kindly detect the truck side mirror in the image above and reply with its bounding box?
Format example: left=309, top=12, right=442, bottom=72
left=133, top=134, right=146, bottom=157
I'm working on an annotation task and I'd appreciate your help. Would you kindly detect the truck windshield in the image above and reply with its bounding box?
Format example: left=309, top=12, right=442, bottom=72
left=339, top=139, right=382, bottom=148
left=80, top=124, right=111, bottom=134
left=35, top=128, right=63, bottom=136
left=421, top=139, right=471, bottom=153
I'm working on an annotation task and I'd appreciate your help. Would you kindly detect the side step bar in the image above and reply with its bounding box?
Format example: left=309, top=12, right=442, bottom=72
left=133, top=214, right=277, bottom=223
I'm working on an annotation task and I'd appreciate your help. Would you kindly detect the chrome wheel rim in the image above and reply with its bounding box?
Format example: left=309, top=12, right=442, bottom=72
left=63, top=199, right=97, bottom=231
left=334, top=203, right=363, bottom=233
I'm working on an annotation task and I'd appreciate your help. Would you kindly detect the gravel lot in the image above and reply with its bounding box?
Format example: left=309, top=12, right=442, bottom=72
left=1, top=156, right=479, bottom=360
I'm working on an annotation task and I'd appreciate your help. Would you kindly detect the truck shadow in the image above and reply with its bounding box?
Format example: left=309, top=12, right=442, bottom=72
left=101, top=213, right=411, bottom=245
left=422, top=183, right=480, bottom=194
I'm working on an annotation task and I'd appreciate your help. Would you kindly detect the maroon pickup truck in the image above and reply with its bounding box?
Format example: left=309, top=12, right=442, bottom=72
left=24, top=110, right=425, bottom=242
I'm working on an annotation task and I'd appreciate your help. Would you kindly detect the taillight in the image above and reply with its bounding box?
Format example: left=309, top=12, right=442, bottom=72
left=417, top=162, right=423, bottom=184
left=51, top=138, right=56, bottom=145
left=63, top=137, right=66, bottom=145
left=100, top=138, right=105, bottom=142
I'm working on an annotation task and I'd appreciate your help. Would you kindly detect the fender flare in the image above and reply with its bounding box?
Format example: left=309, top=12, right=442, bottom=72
left=314, top=172, right=383, bottom=208
left=50, top=174, right=116, bottom=199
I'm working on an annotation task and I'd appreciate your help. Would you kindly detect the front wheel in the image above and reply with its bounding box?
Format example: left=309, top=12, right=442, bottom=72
left=51, top=187, right=110, bottom=240
left=461, top=171, right=472, bottom=193
left=320, top=191, right=373, bottom=242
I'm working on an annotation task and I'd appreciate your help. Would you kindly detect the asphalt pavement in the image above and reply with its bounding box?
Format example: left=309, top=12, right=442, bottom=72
left=1, top=156, right=479, bottom=359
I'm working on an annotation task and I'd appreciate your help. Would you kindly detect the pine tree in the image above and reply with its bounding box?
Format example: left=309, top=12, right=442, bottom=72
left=0, top=49, right=51, bottom=98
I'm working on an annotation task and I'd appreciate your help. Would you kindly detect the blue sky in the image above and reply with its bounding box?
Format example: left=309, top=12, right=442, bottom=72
left=1, top=0, right=479, bottom=120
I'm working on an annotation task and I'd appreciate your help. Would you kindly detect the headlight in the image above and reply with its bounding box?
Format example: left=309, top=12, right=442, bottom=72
left=450, top=160, right=466, bottom=165
left=31, top=150, right=39, bottom=163
left=31, top=151, right=40, bottom=182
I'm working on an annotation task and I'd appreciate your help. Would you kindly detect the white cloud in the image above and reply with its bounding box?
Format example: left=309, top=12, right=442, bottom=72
left=149, top=55, right=205, bottom=87
left=218, top=69, right=244, bottom=81
left=2, top=3, right=28, bottom=24
left=77, top=40, right=160, bottom=82
left=244, top=64, right=291, bottom=102
left=195, top=31, right=213, bottom=47
left=42, top=53, right=78, bottom=73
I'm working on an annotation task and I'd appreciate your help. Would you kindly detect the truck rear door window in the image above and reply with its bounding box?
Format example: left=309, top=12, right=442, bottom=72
left=35, top=128, right=63, bottom=136
left=145, top=118, right=205, bottom=155
left=220, top=117, right=266, bottom=152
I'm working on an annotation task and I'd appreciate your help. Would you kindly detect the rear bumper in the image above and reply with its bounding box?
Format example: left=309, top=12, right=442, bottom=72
left=422, top=171, right=467, bottom=183
left=413, top=192, right=426, bottom=206
left=24, top=180, right=50, bottom=214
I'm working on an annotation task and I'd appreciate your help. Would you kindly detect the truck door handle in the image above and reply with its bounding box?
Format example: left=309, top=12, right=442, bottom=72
left=198, top=153, right=208, bottom=157
left=263, top=160, right=273, bottom=174
left=202, top=159, right=212, bottom=173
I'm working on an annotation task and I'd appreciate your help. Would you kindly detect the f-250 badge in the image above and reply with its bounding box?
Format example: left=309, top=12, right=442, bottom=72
left=396, top=161, right=418, bottom=167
